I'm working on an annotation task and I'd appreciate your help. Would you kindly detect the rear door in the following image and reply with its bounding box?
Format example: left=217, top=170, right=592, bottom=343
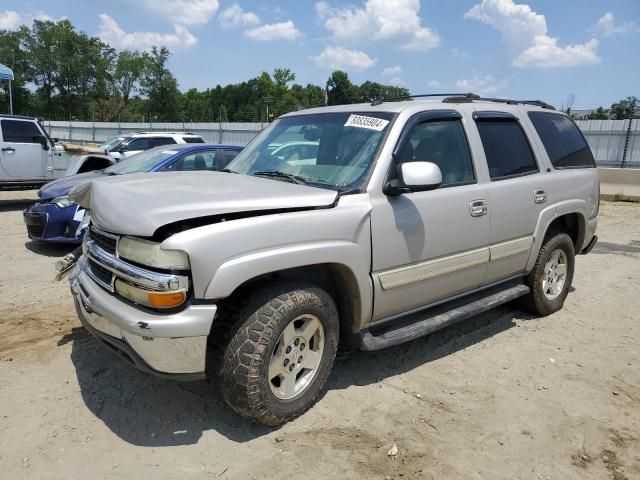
left=473, top=111, right=546, bottom=284
left=0, top=119, right=48, bottom=180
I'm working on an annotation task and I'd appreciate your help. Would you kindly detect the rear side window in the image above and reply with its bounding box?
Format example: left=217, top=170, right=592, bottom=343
left=1, top=119, right=43, bottom=143
left=152, top=137, right=176, bottom=147
left=528, top=112, right=595, bottom=169
left=476, top=120, right=538, bottom=180
left=126, top=138, right=151, bottom=151
left=183, top=136, right=204, bottom=143
left=220, top=149, right=240, bottom=169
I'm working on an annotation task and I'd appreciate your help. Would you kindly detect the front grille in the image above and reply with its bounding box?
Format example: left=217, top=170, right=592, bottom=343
left=88, top=259, right=113, bottom=289
left=27, top=224, right=45, bottom=238
left=23, top=209, right=46, bottom=238
left=89, top=226, right=118, bottom=255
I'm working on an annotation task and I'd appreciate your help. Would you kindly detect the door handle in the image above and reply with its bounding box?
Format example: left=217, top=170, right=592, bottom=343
left=1, top=147, right=16, bottom=153
left=534, top=189, right=547, bottom=204
left=469, top=199, right=488, bottom=217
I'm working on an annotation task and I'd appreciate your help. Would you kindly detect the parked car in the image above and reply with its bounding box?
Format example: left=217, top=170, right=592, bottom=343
left=24, top=144, right=242, bottom=243
left=0, top=114, right=62, bottom=188
left=67, top=94, right=599, bottom=426
left=107, top=131, right=205, bottom=161
left=64, top=131, right=207, bottom=175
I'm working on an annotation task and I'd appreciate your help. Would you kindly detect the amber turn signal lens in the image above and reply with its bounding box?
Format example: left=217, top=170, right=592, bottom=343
left=147, top=291, right=186, bottom=309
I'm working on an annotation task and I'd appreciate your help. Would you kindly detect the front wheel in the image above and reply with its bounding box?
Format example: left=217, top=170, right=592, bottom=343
left=219, top=281, right=339, bottom=426
left=520, top=232, right=575, bottom=316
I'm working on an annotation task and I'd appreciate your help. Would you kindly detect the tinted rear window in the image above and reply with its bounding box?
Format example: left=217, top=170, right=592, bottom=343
left=528, top=112, right=595, bottom=169
left=183, top=137, right=204, bottom=143
left=476, top=120, right=538, bottom=180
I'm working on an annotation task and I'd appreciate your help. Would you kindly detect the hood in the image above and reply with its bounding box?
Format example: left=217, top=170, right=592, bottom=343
left=70, top=171, right=338, bottom=237
left=38, top=171, right=105, bottom=200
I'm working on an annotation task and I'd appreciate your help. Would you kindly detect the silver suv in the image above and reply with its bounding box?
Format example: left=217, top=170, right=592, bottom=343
left=68, top=94, right=599, bottom=425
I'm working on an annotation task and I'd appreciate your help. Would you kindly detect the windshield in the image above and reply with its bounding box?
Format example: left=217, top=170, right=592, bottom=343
left=99, top=136, right=125, bottom=151
left=104, top=147, right=180, bottom=174
left=226, top=112, right=395, bottom=190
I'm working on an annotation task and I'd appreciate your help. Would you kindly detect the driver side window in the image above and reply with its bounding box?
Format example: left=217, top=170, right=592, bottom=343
left=397, top=120, right=476, bottom=187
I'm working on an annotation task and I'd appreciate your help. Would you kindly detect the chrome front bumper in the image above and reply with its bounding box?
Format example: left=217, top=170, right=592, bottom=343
left=69, top=257, right=217, bottom=379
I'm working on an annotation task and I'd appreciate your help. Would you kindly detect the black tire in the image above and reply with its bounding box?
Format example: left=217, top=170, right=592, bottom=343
left=216, top=280, right=339, bottom=426
left=520, top=231, right=575, bottom=316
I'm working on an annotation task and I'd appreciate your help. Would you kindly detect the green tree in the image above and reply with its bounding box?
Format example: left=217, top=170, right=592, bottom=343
left=326, top=71, right=357, bottom=106
left=609, top=96, right=639, bottom=119
left=141, top=46, right=179, bottom=120
left=587, top=107, right=608, bottom=120
left=114, top=50, right=147, bottom=105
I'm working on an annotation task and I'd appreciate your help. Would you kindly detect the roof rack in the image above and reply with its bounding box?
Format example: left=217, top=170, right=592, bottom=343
left=370, top=93, right=555, bottom=110
left=461, top=96, right=556, bottom=110
left=371, top=93, right=478, bottom=106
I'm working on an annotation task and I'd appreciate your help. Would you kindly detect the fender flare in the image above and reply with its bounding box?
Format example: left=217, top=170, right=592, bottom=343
left=525, top=199, right=589, bottom=272
left=203, top=241, right=373, bottom=331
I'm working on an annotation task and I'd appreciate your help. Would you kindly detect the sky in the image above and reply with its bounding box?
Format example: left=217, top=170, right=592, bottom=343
left=1, top=0, right=639, bottom=108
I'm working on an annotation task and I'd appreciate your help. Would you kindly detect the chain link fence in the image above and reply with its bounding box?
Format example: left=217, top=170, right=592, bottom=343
left=43, top=119, right=640, bottom=168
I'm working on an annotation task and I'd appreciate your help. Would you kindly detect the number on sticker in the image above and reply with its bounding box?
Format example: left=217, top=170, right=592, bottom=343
left=344, top=115, right=390, bottom=131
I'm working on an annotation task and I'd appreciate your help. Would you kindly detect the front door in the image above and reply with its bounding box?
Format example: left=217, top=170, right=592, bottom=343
left=0, top=119, right=48, bottom=180
left=370, top=112, right=490, bottom=322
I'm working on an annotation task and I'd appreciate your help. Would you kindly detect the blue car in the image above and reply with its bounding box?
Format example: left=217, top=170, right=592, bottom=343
left=23, top=143, right=242, bottom=244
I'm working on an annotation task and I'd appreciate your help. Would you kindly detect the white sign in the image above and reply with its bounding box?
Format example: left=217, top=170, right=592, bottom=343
left=344, top=114, right=390, bottom=131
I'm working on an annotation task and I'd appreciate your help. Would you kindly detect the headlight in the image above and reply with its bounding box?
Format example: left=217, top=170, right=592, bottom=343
left=52, top=195, right=74, bottom=208
left=118, top=236, right=190, bottom=270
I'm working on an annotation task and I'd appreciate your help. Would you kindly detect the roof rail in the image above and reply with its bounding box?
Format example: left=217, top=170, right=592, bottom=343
left=447, top=96, right=556, bottom=110
left=371, top=93, right=479, bottom=106
left=370, top=92, right=555, bottom=110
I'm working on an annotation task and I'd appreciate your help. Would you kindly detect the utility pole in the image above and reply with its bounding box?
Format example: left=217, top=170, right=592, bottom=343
left=264, top=94, right=272, bottom=123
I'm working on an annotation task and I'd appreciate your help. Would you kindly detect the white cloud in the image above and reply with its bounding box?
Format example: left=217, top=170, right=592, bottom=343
left=382, top=66, right=402, bottom=76
left=388, top=76, right=406, bottom=86
left=455, top=73, right=505, bottom=95
left=316, top=0, right=440, bottom=52
left=428, top=80, right=443, bottom=89
left=514, top=37, right=600, bottom=68
left=311, top=46, right=377, bottom=70
left=0, top=10, right=21, bottom=30
left=140, top=0, right=219, bottom=26
left=590, top=12, right=639, bottom=37
left=219, top=4, right=260, bottom=29
left=465, top=0, right=600, bottom=68
left=245, top=21, right=301, bottom=41
left=0, top=9, right=65, bottom=30
left=98, top=13, right=197, bottom=51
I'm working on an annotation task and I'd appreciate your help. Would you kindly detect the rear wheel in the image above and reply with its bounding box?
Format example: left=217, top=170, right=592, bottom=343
left=520, top=232, right=575, bottom=316
left=217, top=281, right=339, bottom=426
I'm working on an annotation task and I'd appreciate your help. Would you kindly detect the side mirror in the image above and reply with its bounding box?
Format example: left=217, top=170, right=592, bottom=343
left=384, top=162, right=442, bottom=196
left=33, top=135, right=49, bottom=150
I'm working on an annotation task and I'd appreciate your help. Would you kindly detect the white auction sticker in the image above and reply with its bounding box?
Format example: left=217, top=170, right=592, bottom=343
left=344, top=114, right=390, bottom=131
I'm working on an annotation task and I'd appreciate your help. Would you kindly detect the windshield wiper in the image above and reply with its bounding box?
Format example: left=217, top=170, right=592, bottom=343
left=253, top=170, right=307, bottom=185
left=221, top=168, right=238, bottom=174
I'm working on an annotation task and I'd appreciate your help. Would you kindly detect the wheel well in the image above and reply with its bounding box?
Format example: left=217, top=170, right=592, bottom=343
left=76, top=156, right=113, bottom=174
left=545, top=213, right=585, bottom=250
left=219, top=264, right=362, bottom=342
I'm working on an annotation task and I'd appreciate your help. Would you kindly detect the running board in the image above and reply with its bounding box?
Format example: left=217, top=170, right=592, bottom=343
left=357, top=280, right=530, bottom=351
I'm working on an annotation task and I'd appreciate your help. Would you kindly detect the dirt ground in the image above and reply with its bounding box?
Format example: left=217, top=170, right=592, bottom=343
left=0, top=189, right=639, bottom=480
